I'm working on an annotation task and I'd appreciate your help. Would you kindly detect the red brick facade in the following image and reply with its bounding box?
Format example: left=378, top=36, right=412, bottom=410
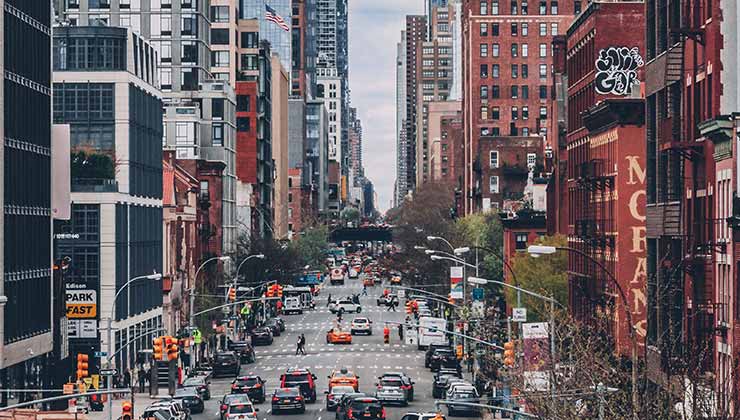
left=461, top=0, right=574, bottom=214
left=236, top=81, right=259, bottom=184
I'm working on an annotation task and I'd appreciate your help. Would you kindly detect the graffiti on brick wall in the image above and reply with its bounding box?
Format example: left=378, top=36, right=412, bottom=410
left=594, top=47, right=644, bottom=96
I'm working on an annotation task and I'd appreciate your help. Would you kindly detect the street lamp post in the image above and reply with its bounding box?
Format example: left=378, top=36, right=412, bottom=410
left=234, top=254, right=266, bottom=284
left=426, top=235, right=455, bottom=251
left=105, top=273, right=162, bottom=420
left=188, top=256, right=231, bottom=328
left=455, top=245, right=521, bottom=307
left=527, top=245, right=640, bottom=420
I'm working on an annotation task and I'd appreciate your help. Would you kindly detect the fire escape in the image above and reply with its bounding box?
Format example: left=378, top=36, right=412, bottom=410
left=656, top=0, right=724, bottom=377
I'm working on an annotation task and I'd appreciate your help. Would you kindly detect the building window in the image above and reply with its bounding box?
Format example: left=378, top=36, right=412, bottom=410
left=490, top=176, right=499, bottom=193
left=212, top=28, right=229, bottom=45
left=480, top=23, right=488, bottom=36
left=492, top=127, right=501, bottom=136
left=512, top=106, right=519, bottom=120
left=492, top=23, right=500, bottom=36
left=511, top=85, right=519, bottom=98
left=511, top=23, right=518, bottom=36
left=199, top=181, right=209, bottom=200
left=492, top=0, right=499, bottom=14
left=527, top=152, right=537, bottom=167
left=522, top=1, right=528, bottom=14
left=490, top=150, right=499, bottom=168
left=438, top=23, right=449, bottom=32
left=492, top=43, right=500, bottom=57
left=480, top=106, right=489, bottom=120
left=241, top=54, right=258, bottom=70
left=511, top=43, right=518, bottom=57
left=539, top=106, right=547, bottom=119
left=522, top=44, right=528, bottom=57
left=515, top=233, right=528, bottom=250
left=479, top=1, right=487, bottom=14
left=212, top=123, right=224, bottom=146
left=492, top=85, right=500, bottom=98
left=241, top=32, right=259, bottom=48
left=522, top=85, right=529, bottom=98
left=511, top=0, right=518, bottom=14
left=575, top=0, right=582, bottom=13
left=551, top=23, right=558, bottom=35
left=480, top=43, right=488, bottom=57
left=492, top=107, right=500, bottom=120
left=211, top=6, right=229, bottom=22
left=539, top=23, right=547, bottom=36
left=492, top=64, right=500, bottom=78
left=522, top=64, right=529, bottom=78
left=160, top=68, right=171, bottom=88
left=521, top=23, right=528, bottom=36
left=539, top=43, right=547, bottom=57
left=511, top=64, right=518, bottom=78
left=480, top=85, right=489, bottom=100
left=212, top=51, right=229, bottom=67
left=237, top=117, right=251, bottom=132
left=480, top=64, right=488, bottom=78
left=539, top=0, right=546, bottom=14
left=237, top=95, right=250, bottom=112
left=522, top=106, right=529, bottom=119
left=522, top=127, right=530, bottom=136
left=539, top=64, right=547, bottom=79
left=551, top=1, right=558, bottom=14
left=539, top=85, right=548, bottom=99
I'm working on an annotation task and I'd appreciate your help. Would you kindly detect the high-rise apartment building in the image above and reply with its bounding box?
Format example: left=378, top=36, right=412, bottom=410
left=306, top=99, right=330, bottom=213
left=291, top=0, right=316, bottom=98
left=57, top=0, right=238, bottom=254
left=52, top=26, right=165, bottom=373
left=316, top=67, right=342, bottom=164
left=348, top=107, right=363, bottom=186
left=211, top=0, right=241, bottom=84
left=271, top=54, right=290, bottom=239
left=395, top=31, right=408, bottom=206
left=241, top=0, right=292, bottom=73
left=1, top=0, right=55, bottom=398
left=461, top=0, right=573, bottom=213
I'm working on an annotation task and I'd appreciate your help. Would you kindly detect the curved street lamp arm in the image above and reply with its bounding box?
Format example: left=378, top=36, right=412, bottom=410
left=430, top=255, right=478, bottom=270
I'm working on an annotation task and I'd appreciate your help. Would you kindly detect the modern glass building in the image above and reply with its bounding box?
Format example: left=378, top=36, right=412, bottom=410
left=241, top=0, right=292, bottom=73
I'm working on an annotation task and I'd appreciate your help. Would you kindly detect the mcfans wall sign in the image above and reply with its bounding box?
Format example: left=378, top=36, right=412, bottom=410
left=594, top=46, right=644, bottom=96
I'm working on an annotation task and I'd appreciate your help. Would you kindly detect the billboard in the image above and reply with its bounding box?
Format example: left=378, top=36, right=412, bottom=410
left=450, top=266, right=463, bottom=299
left=522, top=322, right=550, bottom=391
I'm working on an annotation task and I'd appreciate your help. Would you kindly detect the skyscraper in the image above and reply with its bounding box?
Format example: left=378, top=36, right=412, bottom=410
left=241, top=0, right=293, bottom=75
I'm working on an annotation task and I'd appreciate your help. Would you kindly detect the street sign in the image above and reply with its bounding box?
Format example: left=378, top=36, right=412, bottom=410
left=100, top=368, right=118, bottom=376
left=94, top=351, right=107, bottom=357
left=512, top=307, right=527, bottom=322
left=472, top=287, right=484, bottom=301
left=398, top=290, right=405, bottom=298
left=63, top=383, right=74, bottom=395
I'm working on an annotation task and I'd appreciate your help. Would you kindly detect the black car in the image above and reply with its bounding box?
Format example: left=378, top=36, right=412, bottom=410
left=432, top=374, right=457, bottom=399
left=334, top=393, right=367, bottom=420
left=274, top=317, right=286, bottom=332
left=213, top=352, right=240, bottom=378
left=265, top=318, right=282, bottom=336
left=271, top=387, right=306, bottom=414
left=228, top=340, right=256, bottom=364
left=325, top=385, right=356, bottom=411
left=337, top=397, right=385, bottom=420
left=424, top=344, right=451, bottom=368
left=219, top=394, right=251, bottom=420
left=182, top=376, right=211, bottom=400
left=250, top=327, right=274, bottom=345
left=231, top=375, right=266, bottom=403
left=174, top=387, right=204, bottom=414
left=429, top=348, right=459, bottom=372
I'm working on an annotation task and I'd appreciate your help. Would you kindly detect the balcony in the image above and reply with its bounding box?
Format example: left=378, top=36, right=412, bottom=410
left=72, top=178, right=118, bottom=193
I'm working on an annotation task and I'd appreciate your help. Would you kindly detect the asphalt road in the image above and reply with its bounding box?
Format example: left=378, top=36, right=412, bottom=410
left=198, top=278, right=480, bottom=420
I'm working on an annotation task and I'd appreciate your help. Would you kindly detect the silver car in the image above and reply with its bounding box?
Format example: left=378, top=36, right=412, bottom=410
left=375, top=379, right=408, bottom=406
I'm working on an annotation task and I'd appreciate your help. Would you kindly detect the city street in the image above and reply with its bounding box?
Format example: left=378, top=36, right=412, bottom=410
left=90, top=277, right=481, bottom=420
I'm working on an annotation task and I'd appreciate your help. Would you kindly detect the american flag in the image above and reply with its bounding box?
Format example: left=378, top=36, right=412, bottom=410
left=265, top=4, right=290, bottom=31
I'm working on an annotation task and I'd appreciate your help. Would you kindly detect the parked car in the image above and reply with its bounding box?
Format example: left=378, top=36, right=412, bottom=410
left=265, top=318, right=282, bottom=336
left=432, top=374, right=457, bottom=399
left=174, top=387, right=204, bottom=414
left=182, top=376, right=211, bottom=400
left=446, top=387, right=480, bottom=416
left=219, top=394, right=251, bottom=420
left=231, top=375, right=267, bottom=403
left=350, top=317, right=372, bottom=335
left=378, top=372, right=414, bottom=401
left=149, top=400, right=189, bottom=420
left=428, top=348, right=459, bottom=372
left=271, top=387, right=306, bottom=414
left=325, top=385, right=356, bottom=411
left=250, top=327, right=274, bottom=346
left=213, top=352, right=240, bottom=378
left=142, top=403, right=186, bottom=420
left=228, top=340, right=256, bottom=364
left=280, top=367, right=318, bottom=402
left=225, top=401, right=259, bottom=420
left=329, top=299, right=362, bottom=314
left=424, top=344, right=451, bottom=368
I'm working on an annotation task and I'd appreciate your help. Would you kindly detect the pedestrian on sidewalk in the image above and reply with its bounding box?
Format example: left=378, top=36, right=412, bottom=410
left=138, top=368, right=146, bottom=393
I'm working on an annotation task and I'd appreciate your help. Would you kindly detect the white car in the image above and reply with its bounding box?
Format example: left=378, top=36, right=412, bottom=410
left=350, top=317, right=372, bottom=335
left=226, top=401, right=259, bottom=420
left=283, top=297, right=303, bottom=314
left=349, top=268, right=359, bottom=279
left=446, top=383, right=475, bottom=399
left=329, top=299, right=362, bottom=314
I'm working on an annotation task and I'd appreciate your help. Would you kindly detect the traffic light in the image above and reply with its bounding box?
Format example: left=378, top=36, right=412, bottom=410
left=503, top=341, right=516, bottom=367
left=121, top=401, right=133, bottom=420
left=153, top=336, right=164, bottom=361
left=228, top=287, right=236, bottom=301
left=76, top=353, right=89, bottom=380
left=276, top=284, right=284, bottom=297
left=167, top=341, right=179, bottom=361
left=405, top=301, right=413, bottom=314
left=456, top=344, right=463, bottom=359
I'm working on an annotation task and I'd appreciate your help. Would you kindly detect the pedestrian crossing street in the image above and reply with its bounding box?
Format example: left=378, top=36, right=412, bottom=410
left=254, top=342, right=421, bottom=356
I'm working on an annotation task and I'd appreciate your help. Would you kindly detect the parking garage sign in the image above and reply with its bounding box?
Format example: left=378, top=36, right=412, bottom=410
left=66, top=287, right=97, bottom=319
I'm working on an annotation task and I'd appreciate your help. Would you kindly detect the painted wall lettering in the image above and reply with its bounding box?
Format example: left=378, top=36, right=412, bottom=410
left=595, top=47, right=644, bottom=95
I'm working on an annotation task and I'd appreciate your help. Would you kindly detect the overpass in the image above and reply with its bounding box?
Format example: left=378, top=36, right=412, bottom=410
left=329, top=226, right=393, bottom=243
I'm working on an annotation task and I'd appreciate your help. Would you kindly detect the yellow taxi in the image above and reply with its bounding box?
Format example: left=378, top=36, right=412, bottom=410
left=363, top=277, right=376, bottom=287
left=326, top=328, right=352, bottom=344
left=327, top=368, right=360, bottom=391
left=390, top=275, right=401, bottom=285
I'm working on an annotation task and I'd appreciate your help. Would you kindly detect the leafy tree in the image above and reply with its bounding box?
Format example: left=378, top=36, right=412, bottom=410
left=340, top=207, right=360, bottom=226
left=289, top=225, right=329, bottom=270
left=506, top=234, right=567, bottom=320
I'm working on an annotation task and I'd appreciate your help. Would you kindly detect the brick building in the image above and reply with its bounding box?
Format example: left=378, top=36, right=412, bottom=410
left=461, top=0, right=575, bottom=214
left=476, top=136, right=545, bottom=211
left=644, top=0, right=740, bottom=410
left=562, top=2, right=646, bottom=355
left=500, top=209, right=546, bottom=287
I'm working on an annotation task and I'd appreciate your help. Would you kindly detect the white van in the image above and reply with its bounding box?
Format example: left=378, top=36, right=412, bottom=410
left=417, top=316, right=447, bottom=350
left=283, top=297, right=303, bottom=314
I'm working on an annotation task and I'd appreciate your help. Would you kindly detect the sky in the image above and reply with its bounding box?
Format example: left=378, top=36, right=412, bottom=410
left=348, top=0, right=424, bottom=213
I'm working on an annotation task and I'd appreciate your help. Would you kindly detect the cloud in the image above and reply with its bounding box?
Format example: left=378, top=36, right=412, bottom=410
left=349, top=1, right=423, bottom=212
